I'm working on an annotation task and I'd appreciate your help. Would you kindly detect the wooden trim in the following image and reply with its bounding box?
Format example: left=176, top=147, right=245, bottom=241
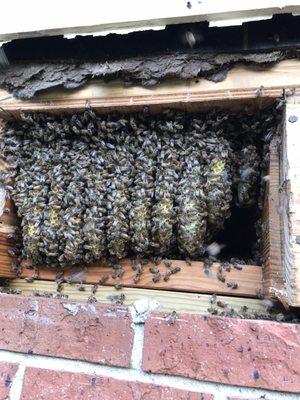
left=1, top=2, right=299, bottom=42
left=280, top=98, right=300, bottom=306
left=8, top=278, right=267, bottom=316
left=262, top=135, right=285, bottom=300
left=0, top=232, right=262, bottom=298
left=1, top=60, right=300, bottom=119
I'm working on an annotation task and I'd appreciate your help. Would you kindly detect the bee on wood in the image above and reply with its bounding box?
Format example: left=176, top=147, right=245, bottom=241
left=217, top=300, right=227, bottom=308
left=233, top=263, right=243, bottom=271
left=88, top=295, right=97, bottom=303
left=133, top=273, right=141, bottom=284
left=152, top=272, right=161, bottom=283
left=149, top=267, right=159, bottom=274
left=114, top=283, right=123, bottom=290
left=6, top=234, right=19, bottom=243
left=7, top=248, right=20, bottom=257
left=185, top=257, right=192, bottom=266
left=256, top=85, right=265, bottom=97
left=163, top=271, right=172, bottom=282
left=92, top=284, right=98, bottom=294
left=99, top=275, right=110, bottom=285
left=227, top=282, right=239, bottom=289
left=153, top=256, right=162, bottom=266
left=107, top=293, right=125, bottom=305
left=8, top=288, right=22, bottom=295
left=217, top=271, right=226, bottom=283
left=130, top=257, right=137, bottom=270
left=32, top=289, right=52, bottom=298
left=210, top=293, right=217, bottom=304
left=24, top=275, right=36, bottom=283
left=163, top=259, right=172, bottom=268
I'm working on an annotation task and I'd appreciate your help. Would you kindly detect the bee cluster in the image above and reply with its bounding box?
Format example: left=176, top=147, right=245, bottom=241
left=0, top=107, right=280, bottom=269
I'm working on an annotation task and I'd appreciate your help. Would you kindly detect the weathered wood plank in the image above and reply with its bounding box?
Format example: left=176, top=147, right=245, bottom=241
left=1, top=2, right=299, bottom=42
left=7, top=279, right=267, bottom=316
left=0, top=231, right=262, bottom=297
left=1, top=60, right=300, bottom=118
left=281, top=98, right=300, bottom=306
left=262, top=136, right=285, bottom=300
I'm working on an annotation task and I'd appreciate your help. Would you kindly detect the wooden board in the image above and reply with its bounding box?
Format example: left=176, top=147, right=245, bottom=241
left=7, top=279, right=267, bottom=316
left=0, top=230, right=262, bottom=297
left=262, top=136, right=285, bottom=300
left=1, top=60, right=300, bottom=119
left=1, top=2, right=299, bottom=42
left=280, top=98, right=300, bottom=306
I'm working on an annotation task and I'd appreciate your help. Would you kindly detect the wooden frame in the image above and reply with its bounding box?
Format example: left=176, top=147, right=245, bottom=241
left=1, top=60, right=300, bottom=304
left=7, top=279, right=268, bottom=317
left=1, top=59, right=300, bottom=118
left=279, top=96, right=300, bottom=306
left=262, top=135, right=285, bottom=302
left=1, top=2, right=299, bottom=42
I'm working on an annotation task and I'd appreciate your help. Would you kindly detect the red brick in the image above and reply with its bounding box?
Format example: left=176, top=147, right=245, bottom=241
left=142, top=313, right=300, bottom=392
left=0, top=362, right=18, bottom=398
left=0, top=294, right=133, bottom=367
left=20, top=368, right=213, bottom=400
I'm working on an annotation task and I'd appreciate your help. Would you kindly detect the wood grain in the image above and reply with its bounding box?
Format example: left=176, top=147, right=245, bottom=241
left=262, top=135, right=285, bottom=300
left=0, top=232, right=262, bottom=297
left=1, top=2, right=298, bottom=42
left=1, top=60, right=300, bottom=119
left=8, top=279, right=267, bottom=316
left=280, top=99, right=300, bottom=306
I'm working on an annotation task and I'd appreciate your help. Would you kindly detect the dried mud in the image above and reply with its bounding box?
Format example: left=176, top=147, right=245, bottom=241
left=0, top=50, right=289, bottom=99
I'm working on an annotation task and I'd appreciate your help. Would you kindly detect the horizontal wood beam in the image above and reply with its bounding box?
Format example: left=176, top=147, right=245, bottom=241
left=1, top=60, right=300, bottom=119
left=0, top=233, right=262, bottom=298
left=281, top=98, right=300, bottom=306
left=1, top=2, right=299, bottom=42
left=7, top=279, right=267, bottom=316
left=262, top=136, right=285, bottom=301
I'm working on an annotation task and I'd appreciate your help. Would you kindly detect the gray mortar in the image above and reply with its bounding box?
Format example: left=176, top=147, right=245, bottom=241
left=0, top=50, right=292, bottom=99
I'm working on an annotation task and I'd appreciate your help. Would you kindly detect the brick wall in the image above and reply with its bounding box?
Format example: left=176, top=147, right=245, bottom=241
left=0, top=294, right=298, bottom=400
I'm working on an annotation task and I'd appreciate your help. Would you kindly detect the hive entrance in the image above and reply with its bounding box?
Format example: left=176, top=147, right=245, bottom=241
left=0, top=105, right=281, bottom=298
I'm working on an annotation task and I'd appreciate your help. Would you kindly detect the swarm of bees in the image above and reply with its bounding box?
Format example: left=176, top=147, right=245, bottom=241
left=0, top=107, right=281, bottom=268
